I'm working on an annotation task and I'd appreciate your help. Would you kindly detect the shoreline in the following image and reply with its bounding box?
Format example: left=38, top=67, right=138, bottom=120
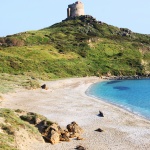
left=1, top=77, right=150, bottom=150
left=86, top=83, right=150, bottom=123
left=87, top=90, right=150, bottom=124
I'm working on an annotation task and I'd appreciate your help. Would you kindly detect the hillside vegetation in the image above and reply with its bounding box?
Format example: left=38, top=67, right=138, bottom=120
left=0, top=108, right=45, bottom=150
left=0, top=15, right=150, bottom=79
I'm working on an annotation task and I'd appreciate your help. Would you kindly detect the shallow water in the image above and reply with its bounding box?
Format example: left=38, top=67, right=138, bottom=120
left=87, top=79, right=150, bottom=120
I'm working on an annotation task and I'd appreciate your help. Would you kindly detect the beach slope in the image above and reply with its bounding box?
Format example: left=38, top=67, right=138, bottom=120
left=1, top=77, right=150, bottom=150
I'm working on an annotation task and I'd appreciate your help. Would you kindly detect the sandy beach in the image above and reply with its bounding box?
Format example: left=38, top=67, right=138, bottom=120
left=1, top=77, right=150, bottom=150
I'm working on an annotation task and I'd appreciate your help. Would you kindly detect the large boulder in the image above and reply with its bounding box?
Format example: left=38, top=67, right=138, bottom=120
left=19, top=111, right=85, bottom=145
left=49, top=130, right=60, bottom=144
left=44, top=123, right=61, bottom=144
left=67, top=121, right=83, bottom=135
left=44, top=123, right=71, bottom=144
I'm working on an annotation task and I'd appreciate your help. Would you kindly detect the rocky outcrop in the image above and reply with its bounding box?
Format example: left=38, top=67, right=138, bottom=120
left=118, top=28, right=132, bottom=37
left=20, top=113, right=84, bottom=145
left=42, top=121, right=84, bottom=144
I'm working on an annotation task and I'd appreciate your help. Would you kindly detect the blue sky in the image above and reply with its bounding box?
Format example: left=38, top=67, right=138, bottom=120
left=0, top=0, right=150, bottom=37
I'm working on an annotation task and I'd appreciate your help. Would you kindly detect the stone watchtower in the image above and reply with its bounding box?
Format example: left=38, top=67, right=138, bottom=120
left=67, top=1, right=85, bottom=18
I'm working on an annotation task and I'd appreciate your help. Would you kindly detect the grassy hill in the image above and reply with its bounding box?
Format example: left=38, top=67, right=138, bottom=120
left=0, top=15, right=150, bottom=79
left=0, top=108, right=53, bottom=150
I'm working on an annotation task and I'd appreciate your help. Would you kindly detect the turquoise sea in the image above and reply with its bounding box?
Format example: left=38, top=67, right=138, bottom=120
left=87, top=79, right=150, bottom=120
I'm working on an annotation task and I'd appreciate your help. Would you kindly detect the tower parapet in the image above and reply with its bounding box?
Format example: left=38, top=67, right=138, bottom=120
left=67, top=1, right=84, bottom=18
